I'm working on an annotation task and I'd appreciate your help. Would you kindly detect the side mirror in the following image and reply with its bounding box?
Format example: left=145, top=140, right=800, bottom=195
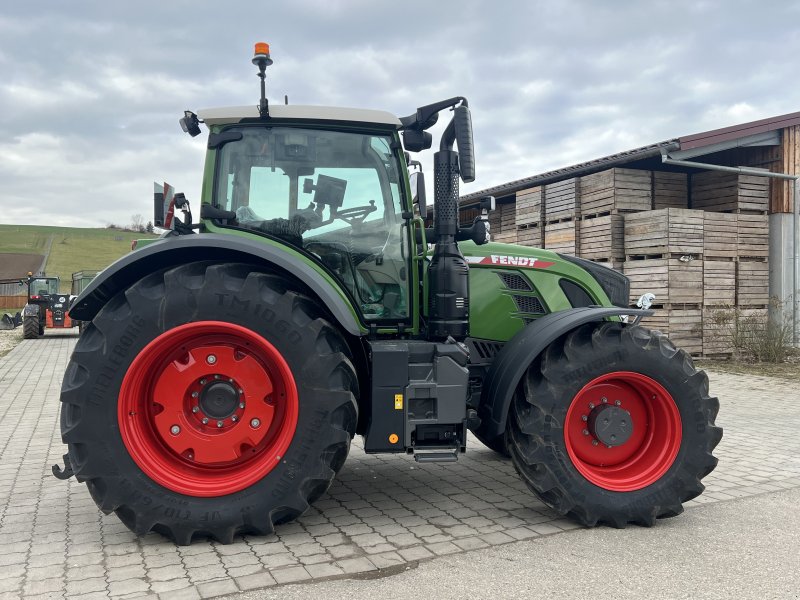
left=410, top=171, right=427, bottom=217
left=453, top=105, right=475, bottom=183
left=402, top=129, right=432, bottom=152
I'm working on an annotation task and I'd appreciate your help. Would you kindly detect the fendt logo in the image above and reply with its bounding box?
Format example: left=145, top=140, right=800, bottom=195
left=466, top=255, right=555, bottom=269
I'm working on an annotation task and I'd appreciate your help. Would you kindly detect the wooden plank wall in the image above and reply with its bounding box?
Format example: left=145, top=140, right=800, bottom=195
left=776, top=125, right=799, bottom=213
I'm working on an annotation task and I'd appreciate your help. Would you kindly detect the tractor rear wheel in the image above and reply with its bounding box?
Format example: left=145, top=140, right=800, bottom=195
left=507, top=322, right=721, bottom=527
left=23, top=315, right=40, bottom=339
left=60, top=262, right=358, bottom=544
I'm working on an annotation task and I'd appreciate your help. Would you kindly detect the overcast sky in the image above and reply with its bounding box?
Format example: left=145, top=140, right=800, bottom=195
left=1, top=0, right=799, bottom=228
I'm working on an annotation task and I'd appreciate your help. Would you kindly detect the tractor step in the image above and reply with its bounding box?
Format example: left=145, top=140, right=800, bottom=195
left=414, top=449, right=459, bottom=463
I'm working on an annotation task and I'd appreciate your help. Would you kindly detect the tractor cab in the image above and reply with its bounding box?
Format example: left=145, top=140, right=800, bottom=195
left=209, top=122, right=410, bottom=321
left=27, top=276, right=59, bottom=303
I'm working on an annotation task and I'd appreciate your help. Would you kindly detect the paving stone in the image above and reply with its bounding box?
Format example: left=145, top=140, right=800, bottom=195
left=196, top=578, right=239, bottom=598
left=271, top=565, right=312, bottom=584
left=336, top=557, right=377, bottom=574
left=107, top=577, right=150, bottom=597
left=235, top=571, right=277, bottom=591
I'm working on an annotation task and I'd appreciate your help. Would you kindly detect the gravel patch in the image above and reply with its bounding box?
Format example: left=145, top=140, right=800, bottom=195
left=0, top=327, right=23, bottom=358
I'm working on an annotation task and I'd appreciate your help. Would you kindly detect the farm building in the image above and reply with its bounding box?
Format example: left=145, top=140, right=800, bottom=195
left=459, top=111, right=800, bottom=355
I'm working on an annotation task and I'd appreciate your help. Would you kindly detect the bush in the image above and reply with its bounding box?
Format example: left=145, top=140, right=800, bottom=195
left=706, top=301, right=793, bottom=363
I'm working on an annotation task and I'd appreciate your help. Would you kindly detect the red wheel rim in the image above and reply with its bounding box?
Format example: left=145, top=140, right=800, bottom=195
left=564, top=371, right=682, bottom=492
left=118, top=321, right=298, bottom=497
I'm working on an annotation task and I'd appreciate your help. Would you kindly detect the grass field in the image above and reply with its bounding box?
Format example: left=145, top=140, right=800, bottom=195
left=0, top=224, right=157, bottom=293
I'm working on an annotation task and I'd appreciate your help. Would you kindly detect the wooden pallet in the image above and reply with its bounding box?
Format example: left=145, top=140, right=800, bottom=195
left=653, top=171, right=688, bottom=209
left=691, top=170, right=770, bottom=212
left=703, top=260, right=736, bottom=306
left=515, top=223, right=542, bottom=248
left=515, top=186, right=542, bottom=227
left=624, top=208, right=704, bottom=257
left=736, top=260, right=769, bottom=306
left=544, top=219, right=578, bottom=254
left=543, top=178, right=579, bottom=221
left=737, top=213, right=769, bottom=258
left=624, top=257, right=703, bottom=305
left=579, top=214, right=624, bottom=261
left=639, top=306, right=703, bottom=355
left=703, top=212, right=738, bottom=259
left=580, top=168, right=651, bottom=215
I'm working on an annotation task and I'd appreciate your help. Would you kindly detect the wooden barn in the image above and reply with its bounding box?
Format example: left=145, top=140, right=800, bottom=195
left=459, top=111, right=800, bottom=356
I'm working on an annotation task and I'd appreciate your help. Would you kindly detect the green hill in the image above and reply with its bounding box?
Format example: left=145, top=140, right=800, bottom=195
left=0, top=225, right=158, bottom=293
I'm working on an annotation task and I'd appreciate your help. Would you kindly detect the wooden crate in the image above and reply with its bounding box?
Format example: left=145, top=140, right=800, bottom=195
left=580, top=168, right=651, bottom=216
left=624, top=208, right=704, bottom=257
left=703, top=260, right=736, bottom=306
left=544, top=220, right=578, bottom=254
left=703, top=213, right=738, bottom=259
left=589, top=259, right=624, bottom=273
left=639, top=307, right=703, bottom=355
left=624, top=257, right=703, bottom=305
left=737, top=213, right=769, bottom=258
left=543, top=178, right=579, bottom=221
left=579, top=215, right=624, bottom=260
left=515, top=186, right=542, bottom=227
left=516, top=224, right=542, bottom=248
left=491, top=230, right=518, bottom=244
left=703, top=307, right=736, bottom=356
left=653, top=171, right=688, bottom=209
left=691, top=171, right=769, bottom=212
left=736, top=260, right=769, bottom=306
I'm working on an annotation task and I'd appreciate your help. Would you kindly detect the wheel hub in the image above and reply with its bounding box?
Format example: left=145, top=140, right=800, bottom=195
left=587, top=404, right=632, bottom=447
left=200, top=380, right=240, bottom=419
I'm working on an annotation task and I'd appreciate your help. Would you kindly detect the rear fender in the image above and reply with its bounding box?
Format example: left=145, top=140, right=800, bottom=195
left=68, top=234, right=365, bottom=336
left=476, top=307, right=653, bottom=439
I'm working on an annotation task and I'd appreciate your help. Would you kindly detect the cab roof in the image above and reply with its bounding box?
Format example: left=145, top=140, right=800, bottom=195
left=198, top=105, right=402, bottom=128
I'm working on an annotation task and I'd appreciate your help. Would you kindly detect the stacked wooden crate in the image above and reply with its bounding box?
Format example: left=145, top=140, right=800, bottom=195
left=691, top=172, right=770, bottom=356
left=653, top=172, right=688, bottom=209
left=514, top=186, right=542, bottom=248
left=624, top=208, right=704, bottom=354
left=489, top=201, right=518, bottom=243
left=543, top=179, right=579, bottom=254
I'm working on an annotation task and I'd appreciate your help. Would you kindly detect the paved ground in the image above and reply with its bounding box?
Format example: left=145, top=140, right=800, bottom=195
left=0, top=332, right=798, bottom=600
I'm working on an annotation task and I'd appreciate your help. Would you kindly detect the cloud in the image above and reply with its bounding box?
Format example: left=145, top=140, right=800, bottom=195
left=0, top=0, right=799, bottom=227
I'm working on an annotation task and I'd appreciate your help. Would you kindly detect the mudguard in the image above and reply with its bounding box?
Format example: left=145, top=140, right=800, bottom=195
left=476, top=306, right=653, bottom=439
left=22, top=303, right=39, bottom=317
left=68, top=233, right=364, bottom=336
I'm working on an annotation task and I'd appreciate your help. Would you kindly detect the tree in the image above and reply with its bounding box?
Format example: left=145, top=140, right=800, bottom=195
left=131, top=214, right=144, bottom=232
left=146, top=221, right=154, bottom=234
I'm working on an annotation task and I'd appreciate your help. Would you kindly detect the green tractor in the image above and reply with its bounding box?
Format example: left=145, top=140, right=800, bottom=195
left=57, top=44, right=721, bottom=544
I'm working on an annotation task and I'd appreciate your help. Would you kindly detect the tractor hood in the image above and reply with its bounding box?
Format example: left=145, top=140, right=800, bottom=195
left=461, top=241, right=559, bottom=270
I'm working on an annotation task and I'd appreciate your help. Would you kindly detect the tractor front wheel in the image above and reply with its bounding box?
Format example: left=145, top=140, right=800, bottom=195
left=60, top=262, right=358, bottom=544
left=507, top=322, right=722, bottom=527
left=23, top=315, right=40, bottom=339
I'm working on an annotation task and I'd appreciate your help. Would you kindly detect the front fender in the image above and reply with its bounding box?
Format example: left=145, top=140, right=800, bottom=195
left=22, top=303, right=39, bottom=317
left=476, top=307, right=653, bottom=439
left=68, top=234, right=365, bottom=336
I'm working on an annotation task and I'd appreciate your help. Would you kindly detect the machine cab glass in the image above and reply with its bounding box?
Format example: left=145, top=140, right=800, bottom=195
left=214, top=126, right=409, bottom=321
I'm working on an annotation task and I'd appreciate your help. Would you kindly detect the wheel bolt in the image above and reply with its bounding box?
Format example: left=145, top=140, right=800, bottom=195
left=200, top=379, right=207, bottom=385
left=251, top=418, right=261, bottom=428
left=191, top=391, right=199, bottom=398
left=606, top=445, right=612, bottom=449
left=591, top=440, right=599, bottom=446
left=229, top=378, right=234, bottom=383
left=206, top=354, right=217, bottom=365
left=588, top=402, right=595, bottom=409
left=238, top=389, right=244, bottom=395
left=192, top=406, right=199, bottom=413
left=615, top=400, right=621, bottom=406
left=170, top=425, right=180, bottom=435
left=601, top=397, right=608, bottom=403
left=581, top=415, right=588, bottom=422
left=217, top=420, right=224, bottom=428
left=202, top=417, right=209, bottom=425
left=231, top=416, right=238, bottom=422
left=239, top=402, right=245, bottom=409
left=582, top=429, right=589, bottom=436
left=214, top=374, right=220, bottom=380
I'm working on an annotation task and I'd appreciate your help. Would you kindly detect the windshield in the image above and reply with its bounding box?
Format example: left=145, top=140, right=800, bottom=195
left=31, top=278, right=59, bottom=295
left=214, top=126, right=409, bottom=320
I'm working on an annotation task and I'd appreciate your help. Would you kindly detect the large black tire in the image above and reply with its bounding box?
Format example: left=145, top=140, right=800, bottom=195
left=472, top=430, right=511, bottom=458
left=60, top=262, right=358, bottom=544
left=507, top=322, right=722, bottom=527
left=23, top=315, right=40, bottom=339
